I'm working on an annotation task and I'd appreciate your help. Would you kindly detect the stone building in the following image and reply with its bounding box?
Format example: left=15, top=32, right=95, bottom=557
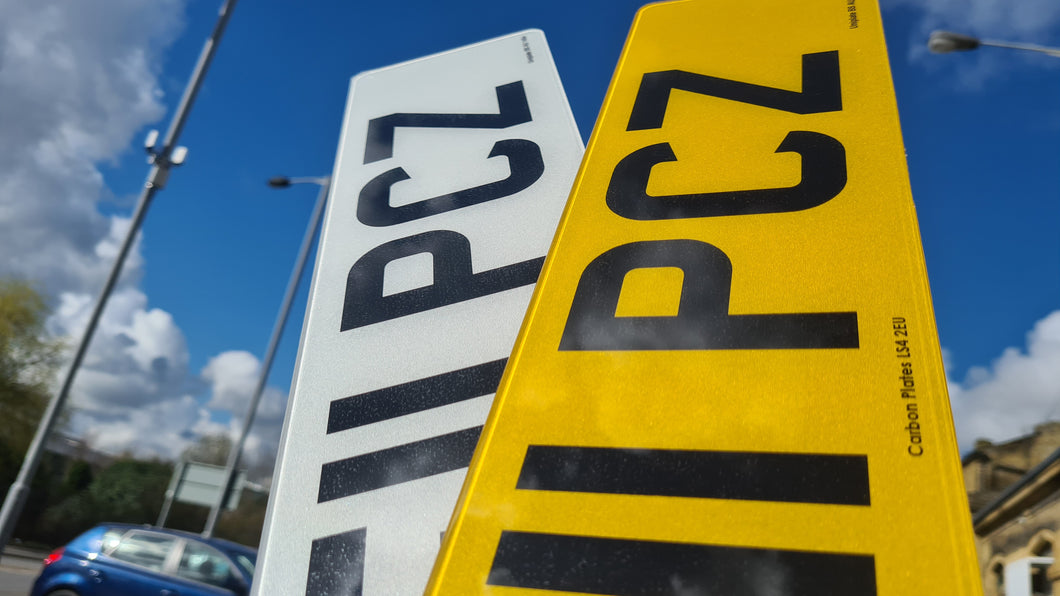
left=964, top=422, right=1060, bottom=596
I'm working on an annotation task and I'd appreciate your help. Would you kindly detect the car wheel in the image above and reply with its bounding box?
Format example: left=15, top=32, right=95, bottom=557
left=47, top=590, right=79, bottom=596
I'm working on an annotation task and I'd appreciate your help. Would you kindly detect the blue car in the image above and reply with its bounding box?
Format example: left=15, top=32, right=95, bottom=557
left=31, top=523, right=256, bottom=596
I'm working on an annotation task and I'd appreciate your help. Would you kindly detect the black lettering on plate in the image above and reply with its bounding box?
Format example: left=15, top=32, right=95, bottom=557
left=327, top=359, right=506, bottom=434
left=364, top=81, right=531, bottom=164
left=516, top=446, right=869, bottom=506
left=317, top=426, right=482, bottom=503
left=488, top=531, right=877, bottom=595
left=307, top=527, right=366, bottom=596
left=341, top=230, right=544, bottom=331
left=357, top=139, right=544, bottom=227
left=606, top=132, right=846, bottom=220
left=626, top=51, right=842, bottom=131
left=559, top=240, right=858, bottom=351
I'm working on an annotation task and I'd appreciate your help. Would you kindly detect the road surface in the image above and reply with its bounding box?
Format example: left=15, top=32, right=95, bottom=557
left=0, top=548, right=41, bottom=596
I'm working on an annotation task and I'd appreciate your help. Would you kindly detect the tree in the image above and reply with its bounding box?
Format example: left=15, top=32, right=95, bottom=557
left=59, top=460, right=94, bottom=498
left=39, top=457, right=173, bottom=545
left=88, top=458, right=171, bottom=522
left=180, top=433, right=231, bottom=466
left=178, top=434, right=270, bottom=546
left=216, top=488, right=268, bottom=547
left=0, top=279, right=63, bottom=499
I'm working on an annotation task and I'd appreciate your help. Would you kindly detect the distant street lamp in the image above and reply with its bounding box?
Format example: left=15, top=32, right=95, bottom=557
left=928, top=30, right=1060, bottom=58
left=202, top=175, right=330, bottom=538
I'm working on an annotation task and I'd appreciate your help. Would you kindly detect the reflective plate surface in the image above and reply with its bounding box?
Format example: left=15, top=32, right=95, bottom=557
left=253, top=29, right=582, bottom=596
left=427, top=2, right=981, bottom=594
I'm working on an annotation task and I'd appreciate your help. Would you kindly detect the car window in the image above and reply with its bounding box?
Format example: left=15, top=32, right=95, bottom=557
left=108, top=531, right=177, bottom=572
left=177, top=540, right=235, bottom=588
left=100, top=529, right=123, bottom=553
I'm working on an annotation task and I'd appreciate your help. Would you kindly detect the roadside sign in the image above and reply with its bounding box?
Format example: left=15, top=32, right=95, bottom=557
left=157, top=461, right=244, bottom=527
left=427, top=1, right=982, bottom=594
left=253, top=30, right=583, bottom=595
left=173, top=462, right=244, bottom=510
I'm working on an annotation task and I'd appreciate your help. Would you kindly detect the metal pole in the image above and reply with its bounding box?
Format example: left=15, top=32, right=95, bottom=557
left=980, top=39, right=1060, bottom=58
left=157, top=460, right=187, bottom=528
left=0, top=0, right=239, bottom=549
left=202, top=178, right=330, bottom=537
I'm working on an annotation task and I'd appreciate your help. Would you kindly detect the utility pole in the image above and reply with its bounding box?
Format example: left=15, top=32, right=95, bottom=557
left=0, top=0, right=239, bottom=548
left=202, top=176, right=330, bottom=537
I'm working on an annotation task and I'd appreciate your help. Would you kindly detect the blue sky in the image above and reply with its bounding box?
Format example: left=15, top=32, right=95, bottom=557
left=2, top=0, right=1058, bottom=470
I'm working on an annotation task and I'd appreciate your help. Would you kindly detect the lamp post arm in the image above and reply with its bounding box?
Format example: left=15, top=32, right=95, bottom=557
left=980, top=39, right=1060, bottom=58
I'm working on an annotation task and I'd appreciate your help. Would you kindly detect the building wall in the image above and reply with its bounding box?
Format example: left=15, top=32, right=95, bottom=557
left=968, top=423, right=1060, bottom=595
left=968, top=424, right=1060, bottom=503
left=977, top=516, right=1059, bottom=596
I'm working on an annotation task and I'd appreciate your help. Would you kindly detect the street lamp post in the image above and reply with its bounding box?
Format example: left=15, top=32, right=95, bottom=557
left=927, top=30, right=1060, bottom=434
left=0, top=0, right=239, bottom=549
left=929, top=30, right=1060, bottom=58
left=202, top=175, right=330, bottom=538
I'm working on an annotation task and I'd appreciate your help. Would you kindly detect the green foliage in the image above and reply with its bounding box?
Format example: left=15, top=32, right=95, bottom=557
left=15, top=452, right=66, bottom=543
left=60, top=460, right=94, bottom=497
left=37, top=457, right=174, bottom=545
left=0, top=279, right=63, bottom=520
left=0, top=439, right=19, bottom=503
left=215, top=488, right=269, bottom=547
left=30, top=451, right=266, bottom=548
left=88, top=458, right=172, bottom=523
left=0, top=279, right=62, bottom=454
left=27, top=458, right=95, bottom=542
left=164, top=501, right=210, bottom=534
left=38, top=491, right=97, bottom=542
left=180, top=433, right=231, bottom=466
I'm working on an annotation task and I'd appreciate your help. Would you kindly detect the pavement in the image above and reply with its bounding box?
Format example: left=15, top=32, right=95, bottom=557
left=0, top=546, right=43, bottom=596
left=0, top=542, right=45, bottom=564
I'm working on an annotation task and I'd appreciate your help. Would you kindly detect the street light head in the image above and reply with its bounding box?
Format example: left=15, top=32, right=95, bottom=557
left=144, top=129, right=159, bottom=154
left=267, top=176, right=292, bottom=188
left=169, top=146, right=188, bottom=166
left=928, top=30, right=981, bottom=53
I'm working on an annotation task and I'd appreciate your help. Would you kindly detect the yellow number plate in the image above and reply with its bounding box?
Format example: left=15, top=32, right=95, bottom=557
left=427, top=1, right=982, bottom=594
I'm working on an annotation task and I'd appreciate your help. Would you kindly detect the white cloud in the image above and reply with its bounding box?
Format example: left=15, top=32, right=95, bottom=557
left=0, top=0, right=182, bottom=296
left=67, top=394, right=224, bottom=458
left=203, top=351, right=262, bottom=411
left=886, top=0, right=1060, bottom=40
left=948, top=310, right=1060, bottom=450
left=0, top=0, right=291, bottom=468
left=201, top=351, right=291, bottom=473
left=240, top=385, right=289, bottom=475
left=57, top=286, right=193, bottom=411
